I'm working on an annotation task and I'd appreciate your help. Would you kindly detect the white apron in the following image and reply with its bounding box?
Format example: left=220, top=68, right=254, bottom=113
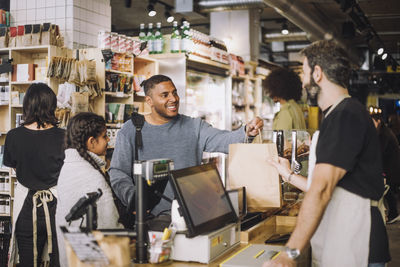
left=307, top=95, right=371, bottom=267
left=8, top=182, right=57, bottom=266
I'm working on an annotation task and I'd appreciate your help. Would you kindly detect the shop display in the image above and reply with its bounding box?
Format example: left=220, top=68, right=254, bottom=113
left=154, top=22, right=163, bottom=54
left=147, top=23, right=155, bottom=54
left=180, top=21, right=192, bottom=53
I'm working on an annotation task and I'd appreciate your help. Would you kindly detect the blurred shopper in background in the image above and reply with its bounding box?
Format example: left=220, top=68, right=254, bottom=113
left=4, top=83, right=64, bottom=267
left=371, top=111, right=400, bottom=224
left=264, top=67, right=306, bottom=130
left=388, top=113, right=400, bottom=144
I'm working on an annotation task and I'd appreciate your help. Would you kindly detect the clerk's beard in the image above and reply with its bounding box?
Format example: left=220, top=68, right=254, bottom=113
left=304, top=77, right=321, bottom=107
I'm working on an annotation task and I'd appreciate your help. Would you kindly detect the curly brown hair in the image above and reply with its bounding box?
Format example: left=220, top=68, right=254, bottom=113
left=264, top=67, right=303, bottom=101
left=300, top=40, right=351, bottom=89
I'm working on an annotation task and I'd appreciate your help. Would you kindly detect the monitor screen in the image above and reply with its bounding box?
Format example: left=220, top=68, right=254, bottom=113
left=169, top=164, right=238, bottom=237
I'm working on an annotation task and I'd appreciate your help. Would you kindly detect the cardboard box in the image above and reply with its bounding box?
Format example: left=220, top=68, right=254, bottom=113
left=12, top=64, right=36, bottom=82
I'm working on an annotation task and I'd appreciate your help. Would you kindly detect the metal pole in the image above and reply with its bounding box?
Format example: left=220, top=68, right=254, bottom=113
left=134, top=160, right=148, bottom=263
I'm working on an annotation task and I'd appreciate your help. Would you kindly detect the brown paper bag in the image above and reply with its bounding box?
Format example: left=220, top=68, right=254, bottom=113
left=71, top=92, right=89, bottom=116
left=228, top=141, right=281, bottom=212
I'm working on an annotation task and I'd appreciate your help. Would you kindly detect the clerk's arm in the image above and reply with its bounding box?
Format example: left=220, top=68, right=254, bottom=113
left=263, top=163, right=347, bottom=267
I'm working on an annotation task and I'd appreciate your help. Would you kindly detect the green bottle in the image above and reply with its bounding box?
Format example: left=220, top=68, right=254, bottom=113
left=180, top=21, right=192, bottom=53
left=147, top=23, right=155, bottom=54
left=154, top=22, right=163, bottom=54
left=139, top=23, right=146, bottom=42
left=170, top=21, right=180, bottom=53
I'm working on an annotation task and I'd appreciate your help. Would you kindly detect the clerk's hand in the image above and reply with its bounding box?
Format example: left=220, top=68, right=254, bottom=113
left=262, top=252, right=296, bottom=267
left=246, top=117, right=263, bottom=136
left=268, top=157, right=292, bottom=182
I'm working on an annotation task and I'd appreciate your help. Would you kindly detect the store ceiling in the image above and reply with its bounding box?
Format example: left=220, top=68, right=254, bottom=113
left=110, top=0, right=400, bottom=64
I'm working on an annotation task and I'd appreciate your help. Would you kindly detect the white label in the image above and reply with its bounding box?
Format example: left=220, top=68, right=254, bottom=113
left=170, top=38, right=180, bottom=51
left=181, top=39, right=192, bottom=52
left=154, top=39, right=163, bottom=53
left=147, top=40, right=153, bottom=52
left=133, top=163, right=142, bottom=175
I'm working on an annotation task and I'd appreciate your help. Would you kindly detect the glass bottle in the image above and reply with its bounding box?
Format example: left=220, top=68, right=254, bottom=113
left=170, top=21, right=180, bottom=53
left=147, top=23, right=155, bottom=54
left=154, top=22, right=163, bottom=54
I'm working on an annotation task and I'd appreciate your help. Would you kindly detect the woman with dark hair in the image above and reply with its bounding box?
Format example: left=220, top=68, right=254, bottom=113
left=4, top=83, right=65, bottom=267
left=56, top=112, right=121, bottom=267
left=264, top=67, right=306, bottom=130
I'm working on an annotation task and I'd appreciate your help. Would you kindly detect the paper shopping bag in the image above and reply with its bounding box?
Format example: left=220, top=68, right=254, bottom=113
left=228, top=143, right=281, bottom=211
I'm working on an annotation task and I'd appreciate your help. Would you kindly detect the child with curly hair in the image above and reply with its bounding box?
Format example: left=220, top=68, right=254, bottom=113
left=55, top=112, right=121, bottom=266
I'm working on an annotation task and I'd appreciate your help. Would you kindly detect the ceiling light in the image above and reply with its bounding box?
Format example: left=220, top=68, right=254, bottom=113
left=281, top=22, right=289, bottom=35
left=165, top=10, right=174, bottom=23
left=377, top=48, right=384, bottom=55
left=381, top=53, right=388, bottom=60
left=148, top=4, right=156, bottom=17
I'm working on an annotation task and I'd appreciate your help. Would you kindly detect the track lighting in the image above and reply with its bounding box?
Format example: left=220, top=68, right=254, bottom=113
left=281, top=22, right=289, bottom=35
left=377, top=47, right=384, bottom=55
left=165, top=10, right=174, bottom=23
left=382, top=53, right=388, bottom=60
left=148, top=4, right=156, bottom=17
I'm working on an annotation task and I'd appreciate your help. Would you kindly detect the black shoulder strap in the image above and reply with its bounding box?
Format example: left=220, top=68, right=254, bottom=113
left=130, top=112, right=145, bottom=160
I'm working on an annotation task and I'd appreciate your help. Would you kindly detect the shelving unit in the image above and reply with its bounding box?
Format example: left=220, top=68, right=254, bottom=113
left=231, top=75, right=262, bottom=129
left=79, top=48, right=158, bottom=119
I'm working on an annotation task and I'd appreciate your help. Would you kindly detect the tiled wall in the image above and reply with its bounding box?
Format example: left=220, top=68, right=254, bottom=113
left=10, top=0, right=111, bottom=49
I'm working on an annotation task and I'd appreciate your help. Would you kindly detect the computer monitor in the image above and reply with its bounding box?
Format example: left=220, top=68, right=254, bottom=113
left=169, top=163, right=238, bottom=237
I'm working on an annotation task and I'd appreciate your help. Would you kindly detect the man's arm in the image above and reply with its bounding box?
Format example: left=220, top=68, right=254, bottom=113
left=109, top=130, right=135, bottom=207
left=200, top=117, right=263, bottom=153
left=263, top=163, right=346, bottom=267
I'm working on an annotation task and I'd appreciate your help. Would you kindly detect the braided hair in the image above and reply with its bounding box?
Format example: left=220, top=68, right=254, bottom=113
left=65, top=112, right=131, bottom=226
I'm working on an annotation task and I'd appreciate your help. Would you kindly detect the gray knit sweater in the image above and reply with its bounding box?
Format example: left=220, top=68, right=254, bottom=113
left=109, top=114, right=246, bottom=215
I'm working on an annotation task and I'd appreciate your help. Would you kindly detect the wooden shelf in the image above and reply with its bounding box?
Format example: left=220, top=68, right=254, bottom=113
left=0, top=131, right=8, bottom=135
left=10, top=80, right=47, bottom=85
left=0, top=213, right=11, bottom=217
left=10, top=45, right=51, bottom=53
left=0, top=80, right=9, bottom=83
left=105, top=69, right=133, bottom=76
left=0, top=168, right=9, bottom=172
left=11, top=104, right=22, bottom=108
left=0, top=103, right=9, bottom=106
left=104, top=91, right=132, bottom=98
left=150, top=53, right=231, bottom=71
left=232, top=75, right=246, bottom=80
left=0, top=191, right=11, bottom=195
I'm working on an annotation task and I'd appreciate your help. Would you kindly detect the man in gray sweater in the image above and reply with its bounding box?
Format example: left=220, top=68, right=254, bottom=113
left=109, top=74, right=263, bottom=216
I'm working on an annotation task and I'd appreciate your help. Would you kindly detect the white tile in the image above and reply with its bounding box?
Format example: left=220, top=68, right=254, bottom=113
left=81, top=9, right=88, bottom=21
left=36, top=19, right=45, bottom=24
left=66, top=17, right=73, bottom=30
left=37, top=0, right=46, bottom=8
left=73, top=18, right=80, bottom=31
left=66, top=5, right=73, bottom=17
left=27, top=19, right=35, bottom=24
left=105, top=5, right=111, bottom=17
left=73, top=31, right=79, bottom=42
left=87, top=0, right=93, bottom=11
left=27, top=0, right=36, bottom=10
left=56, top=0, right=65, bottom=6
left=46, top=0, right=56, bottom=7
left=10, top=0, right=17, bottom=11
left=66, top=0, right=73, bottom=5
left=74, top=0, right=81, bottom=8
left=99, top=3, right=105, bottom=15
left=79, top=20, right=87, bottom=32
left=17, top=0, right=27, bottom=10
left=27, top=9, right=36, bottom=21
left=46, top=7, right=56, bottom=19
left=93, top=2, right=99, bottom=14
left=56, top=6, right=65, bottom=18
left=73, top=6, right=80, bottom=19
left=36, top=8, right=46, bottom=21
left=17, top=10, right=26, bottom=23
left=56, top=18, right=65, bottom=30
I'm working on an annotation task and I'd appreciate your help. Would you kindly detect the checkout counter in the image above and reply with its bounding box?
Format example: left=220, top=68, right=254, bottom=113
left=64, top=155, right=310, bottom=267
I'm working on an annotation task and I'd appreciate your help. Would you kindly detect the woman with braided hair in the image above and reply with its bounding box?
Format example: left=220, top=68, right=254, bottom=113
left=55, top=112, right=121, bottom=267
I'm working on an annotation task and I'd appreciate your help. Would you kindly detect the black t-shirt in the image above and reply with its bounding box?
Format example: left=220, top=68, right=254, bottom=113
left=316, top=98, right=390, bottom=263
left=3, top=126, right=65, bottom=190
left=316, top=98, right=384, bottom=200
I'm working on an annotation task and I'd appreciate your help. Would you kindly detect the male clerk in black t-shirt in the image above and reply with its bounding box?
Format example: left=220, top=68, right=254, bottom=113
left=264, top=40, right=390, bottom=267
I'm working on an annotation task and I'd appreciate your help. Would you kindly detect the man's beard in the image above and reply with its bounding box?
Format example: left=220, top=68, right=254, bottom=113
left=304, top=77, right=321, bottom=107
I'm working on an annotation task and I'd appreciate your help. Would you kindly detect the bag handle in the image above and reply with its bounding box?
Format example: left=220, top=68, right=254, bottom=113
left=244, top=129, right=262, bottom=144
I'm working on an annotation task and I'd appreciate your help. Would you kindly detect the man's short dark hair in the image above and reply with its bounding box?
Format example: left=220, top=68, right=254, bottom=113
left=264, top=67, right=302, bottom=101
left=141, top=74, right=174, bottom=95
left=300, top=40, right=351, bottom=89
left=22, top=83, right=58, bottom=128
